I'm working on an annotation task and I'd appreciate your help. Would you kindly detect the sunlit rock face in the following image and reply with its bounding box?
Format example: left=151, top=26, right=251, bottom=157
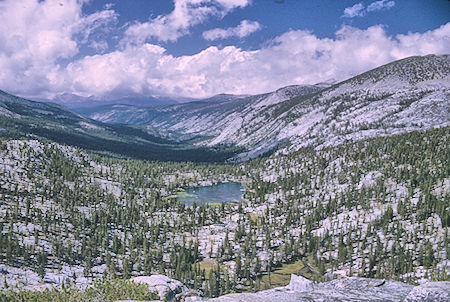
left=85, top=55, right=450, bottom=162
left=185, top=276, right=450, bottom=302
left=131, top=275, right=188, bottom=302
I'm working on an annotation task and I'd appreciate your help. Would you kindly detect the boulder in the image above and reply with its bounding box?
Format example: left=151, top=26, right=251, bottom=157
left=403, top=281, right=450, bottom=302
left=288, top=274, right=314, bottom=292
left=132, top=275, right=188, bottom=302
left=130, top=274, right=450, bottom=302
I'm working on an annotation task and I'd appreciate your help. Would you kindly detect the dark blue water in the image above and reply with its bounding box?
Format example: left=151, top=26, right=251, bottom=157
left=178, top=182, right=243, bottom=205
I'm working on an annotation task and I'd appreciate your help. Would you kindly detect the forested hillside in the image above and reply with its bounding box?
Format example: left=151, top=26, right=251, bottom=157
left=1, top=126, right=448, bottom=297
left=0, top=90, right=237, bottom=163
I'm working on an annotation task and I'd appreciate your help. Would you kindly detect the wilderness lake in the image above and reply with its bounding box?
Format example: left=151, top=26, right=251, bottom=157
left=177, top=181, right=244, bottom=205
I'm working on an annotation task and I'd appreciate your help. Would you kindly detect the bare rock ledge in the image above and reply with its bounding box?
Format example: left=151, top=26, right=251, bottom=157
left=118, top=274, right=450, bottom=302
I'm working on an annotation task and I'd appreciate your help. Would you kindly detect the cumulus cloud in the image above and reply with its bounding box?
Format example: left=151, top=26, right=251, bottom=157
left=343, top=3, right=365, bottom=18
left=203, top=20, right=261, bottom=40
left=59, top=23, right=450, bottom=99
left=122, top=0, right=251, bottom=44
left=73, top=9, right=117, bottom=44
left=214, top=0, right=251, bottom=11
left=367, top=0, right=395, bottom=12
left=343, top=0, right=395, bottom=18
left=0, top=0, right=116, bottom=98
left=89, top=40, right=109, bottom=53
left=0, top=0, right=448, bottom=101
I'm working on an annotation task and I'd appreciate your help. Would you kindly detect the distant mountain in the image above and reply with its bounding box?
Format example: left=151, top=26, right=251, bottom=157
left=82, top=55, right=450, bottom=161
left=83, top=84, right=326, bottom=141
left=72, top=93, right=249, bottom=120
left=37, top=93, right=196, bottom=110
left=274, top=54, right=450, bottom=158
left=1, top=55, right=448, bottom=162
left=0, top=90, right=237, bottom=162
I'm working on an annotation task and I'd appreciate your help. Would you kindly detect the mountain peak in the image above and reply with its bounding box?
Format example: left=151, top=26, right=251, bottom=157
left=345, top=54, right=449, bottom=87
left=73, top=55, right=450, bottom=161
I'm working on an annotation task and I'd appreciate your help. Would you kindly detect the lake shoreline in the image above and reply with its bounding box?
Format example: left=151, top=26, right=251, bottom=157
left=177, top=181, right=244, bottom=206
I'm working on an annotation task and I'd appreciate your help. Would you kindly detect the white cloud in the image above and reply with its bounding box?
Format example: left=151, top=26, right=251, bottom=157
left=343, top=3, right=365, bottom=18
left=203, top=20, right=261, bottom=40
left=367, top=0, right=395, bottom=12
left=215, top=0, right=251, bottom=11
left=0, top=0, right=448, bottom=101
left=122, top=0, right=251, bottom=44
left=89, top=40, right=109, bottom=53
left=343, top=0, right=395, bottom=18
left=59, top=23, right=450, bottom=99
left=73, top=9, right=117, bottom=44
left=0, top=0, right=116, bottom=98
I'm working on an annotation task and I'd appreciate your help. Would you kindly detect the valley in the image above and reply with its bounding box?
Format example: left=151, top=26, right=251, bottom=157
left=0, top=127, right=448, bottom=297
left=80, top=55, right=450, bottom=161
left=0, top=90, right=237, bottom=163
left=0, top=54, right=449, bottom=301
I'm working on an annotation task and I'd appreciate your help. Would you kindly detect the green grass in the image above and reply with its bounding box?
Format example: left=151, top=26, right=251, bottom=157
left=256, top=257, right=323, bottom=290
left=0, top=279, right=159, bottom=302
left=176, top=191, right=198, bottom=198
left=198, top=259, right=218, bottom=274
left=258, top=259, right=305, bottom=289
left=197, top=259, right=231, bottom=275
left=206, top=202, right=222, bottom=207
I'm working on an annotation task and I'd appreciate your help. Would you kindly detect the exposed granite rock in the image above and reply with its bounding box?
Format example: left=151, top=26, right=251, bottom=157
left=288, top=273, right=314, bottom=292
left=131, top=275, right=188, bottom=302
left=121, top=275, right=450, bottom=302
left=403, top=281, right=450, bottom=302
left=115, top=300, right=159, bottom=302
left=186, top=276, right=450, bottom=302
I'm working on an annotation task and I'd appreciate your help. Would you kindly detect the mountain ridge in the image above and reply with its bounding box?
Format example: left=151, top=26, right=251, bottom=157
left=0, top=55, right=449, bottom=162
left=81, top=55, right=449, bottom=161
left=0, top=90, right=237, bottom=162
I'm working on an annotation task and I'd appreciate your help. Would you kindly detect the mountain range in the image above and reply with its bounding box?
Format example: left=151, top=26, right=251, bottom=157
left=37, top=93, right=196, bottom=109
left=77, top=54, right=450, bottom=161
left=1, top=54, right=449, bottom=299
left=1, top=54, right=449, bottom=162
left=0, top=91, right=235, bottom=162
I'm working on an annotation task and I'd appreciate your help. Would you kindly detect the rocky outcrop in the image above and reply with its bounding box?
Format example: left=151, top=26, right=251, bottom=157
left=131, top=275, right=189, bottom=302
left=187, top=276, right=450, bottom=302
left=288, top=273, right=314, bottom=292
left=403, top=282, right=450, bottom=302
left=122, top=275, right=450, bottom=302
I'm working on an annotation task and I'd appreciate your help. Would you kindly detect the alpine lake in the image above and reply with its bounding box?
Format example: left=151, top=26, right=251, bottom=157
left=176, top=181, right=244, bottom=206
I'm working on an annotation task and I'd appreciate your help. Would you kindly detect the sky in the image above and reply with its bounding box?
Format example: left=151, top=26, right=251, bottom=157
left=0, top=0, right=449, bottom=101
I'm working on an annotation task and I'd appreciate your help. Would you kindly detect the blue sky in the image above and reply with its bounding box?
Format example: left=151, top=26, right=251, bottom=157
left=0, top=0, right=448, bottom=100
left=80, top=0, right=449, bottom=57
